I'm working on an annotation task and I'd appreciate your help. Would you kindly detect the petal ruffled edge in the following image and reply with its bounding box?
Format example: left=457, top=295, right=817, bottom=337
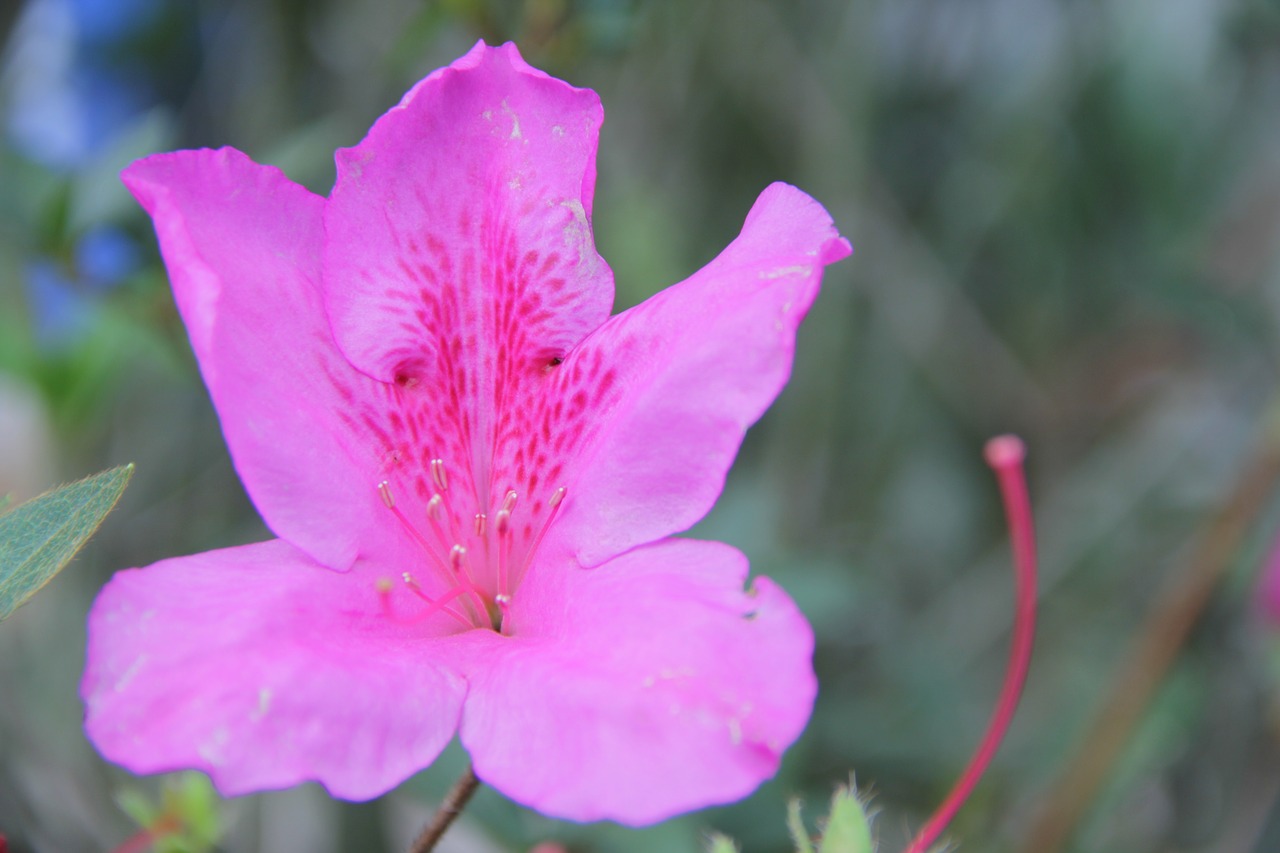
left=324, top=40, right=613, bottom=385
left=458, top=538, right=817, bottom=824
left=124, top=148, right=425, bottom=576
left=538, top=182, right=850, bottom=569
left=82, top=539, right=470, bottom=800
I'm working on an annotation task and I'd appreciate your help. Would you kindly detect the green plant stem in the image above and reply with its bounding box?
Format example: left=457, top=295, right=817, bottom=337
left=409, top=764, right=481, bottom=853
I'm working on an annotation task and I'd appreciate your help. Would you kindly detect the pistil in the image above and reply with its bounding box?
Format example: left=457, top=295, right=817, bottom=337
left=903, top=435, right=1038, bottom=853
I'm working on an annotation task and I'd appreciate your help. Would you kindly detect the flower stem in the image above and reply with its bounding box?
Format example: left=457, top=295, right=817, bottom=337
left=409, top=764, right=481, bottom=853
left=903, top=435, right=1038, bottom=853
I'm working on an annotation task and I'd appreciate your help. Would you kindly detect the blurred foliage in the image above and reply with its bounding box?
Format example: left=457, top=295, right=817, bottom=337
left=116, top=772, right=222, bottom=853
left=787, top=787, right=875, bottom=853
left=3, top=0, right=1280, bottom=852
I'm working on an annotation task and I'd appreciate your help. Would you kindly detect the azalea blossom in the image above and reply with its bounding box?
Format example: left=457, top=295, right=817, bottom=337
left=82, top=42, right=851, bottom=824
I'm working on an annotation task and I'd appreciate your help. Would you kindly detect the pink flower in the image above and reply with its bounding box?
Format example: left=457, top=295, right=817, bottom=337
left=82, top=42, right=850, bottom=825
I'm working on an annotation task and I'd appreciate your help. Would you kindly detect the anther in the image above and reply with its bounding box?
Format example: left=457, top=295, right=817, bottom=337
left=375, top=577, right=394, bottom=594
left=501, top=489, right=519, bottom=513
left=378, top=481, right=395, bottom=508
left=430, top=458, right=449, bottom=492
left=450, top=544, right=468, bottom=572
left=495, top=508, right=512, bottom=536
left=475, top=513, right=487, bottom=536
left=427, top=493, right=445, bottom=522
left=494, top=593, right=512, bottom=631
left=514, top=485, right=569, bottom=591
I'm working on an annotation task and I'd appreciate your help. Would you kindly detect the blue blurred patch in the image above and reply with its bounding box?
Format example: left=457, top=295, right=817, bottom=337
left=75, top=227, right=141, bottom=290
left=25, top=259, right=94, bottom=351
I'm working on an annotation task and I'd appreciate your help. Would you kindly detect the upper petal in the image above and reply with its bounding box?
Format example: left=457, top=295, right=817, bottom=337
left=539, top=182, right=851, bottom=568
left=81, top=539, right=471, bottom=800
left=458, top=538, right=816, bottom=824
left=124, top=149, right=425, bottom=574
left=322, top=41, right=613, bottom=524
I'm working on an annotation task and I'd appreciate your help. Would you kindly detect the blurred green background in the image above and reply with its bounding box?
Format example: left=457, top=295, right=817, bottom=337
left=4, top=0, right=1280, bottom=851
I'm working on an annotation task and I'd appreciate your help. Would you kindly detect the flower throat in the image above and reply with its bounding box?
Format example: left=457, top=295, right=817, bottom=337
left=373, top=457, right=567, bottom=632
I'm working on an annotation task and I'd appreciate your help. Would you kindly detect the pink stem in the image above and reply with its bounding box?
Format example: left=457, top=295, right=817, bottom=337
left=903, top=435, right=1038, bottom=853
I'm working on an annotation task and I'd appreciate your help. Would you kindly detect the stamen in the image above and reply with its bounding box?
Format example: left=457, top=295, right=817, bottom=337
left=376, top=575, right=470, bottom=629
left=494, top=593, right=512, bottom=631
left=511, top=485, right=569, bottom=590
left=501, top=489, right=519, bottom=513
left=430, top=458, right=449, bottom=492
left=406, top=584, right=472, bottom=627
left=903, top=435, right=1038, bottom=853
left=424, top=492, right=461, bottom=561
left=402, top=571, right=429, bottom=600
left=450, top=544, right=469, bottom=573
left=372, top=482, right=484, bottom=627
left=376, top=577, right=397, bottom=620
left=495, top=507, right=512, bottom=593
left=377, top=483, right=447, bottom=575
left=474, top=513, right=487, bottom=537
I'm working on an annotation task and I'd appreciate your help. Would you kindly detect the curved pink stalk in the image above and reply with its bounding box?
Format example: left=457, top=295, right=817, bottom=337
left=904, top=435, right=1038, bottom=853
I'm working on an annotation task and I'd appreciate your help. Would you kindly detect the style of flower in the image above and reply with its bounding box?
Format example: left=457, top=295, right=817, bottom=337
left=82, top=41, right=851, bottom=825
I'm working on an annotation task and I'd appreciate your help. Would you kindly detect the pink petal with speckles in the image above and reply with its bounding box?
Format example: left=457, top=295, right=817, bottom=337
left=82, top=539, right=471, bottom=800
left=122, top=150, right=418, bottom=574
left=536, top=182, right=851, bottom=570
left=321, top=42, right=612, bottom=536
left=460, top=538, right=816, bottom=824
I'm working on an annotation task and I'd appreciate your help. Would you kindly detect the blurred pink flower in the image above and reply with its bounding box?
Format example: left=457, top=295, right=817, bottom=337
left=81, top=42, right=849, bottom=824
left=1258, top=530, right=1280, bottom=625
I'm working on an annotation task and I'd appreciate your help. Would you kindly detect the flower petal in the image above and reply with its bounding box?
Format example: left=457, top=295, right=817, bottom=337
left=541, top=182, right=851, bottom=568
left=459, top=538, right=816, bottom=824
left=123, top=149, right=417, bottom=573
left=81, top=540, right=470, bottom=800
left=322, top=41, right=613, bottom=516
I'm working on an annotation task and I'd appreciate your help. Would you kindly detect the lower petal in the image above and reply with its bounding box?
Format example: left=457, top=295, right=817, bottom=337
left=458, top=538, right=816, bottom=824
left=82, top=539, right=470, bottom=800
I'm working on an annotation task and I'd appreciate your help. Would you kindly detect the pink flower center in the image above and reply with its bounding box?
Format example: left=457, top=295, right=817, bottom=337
left=371, top=458, right=567, bottom=633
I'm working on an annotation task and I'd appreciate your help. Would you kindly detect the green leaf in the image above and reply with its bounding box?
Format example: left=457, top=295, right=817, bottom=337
left=788, top=798, right=817, bottom=853
left=818, top=786, right=875, bottom=853
left=0, top=464, right=133, bottom=621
